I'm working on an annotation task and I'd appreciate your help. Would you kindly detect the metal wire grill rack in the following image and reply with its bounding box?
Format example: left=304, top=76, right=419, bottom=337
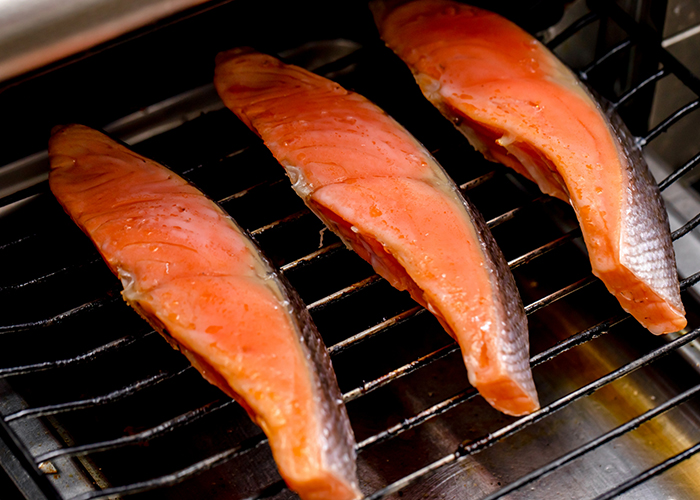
left=2, top=1, right=700, bottom=499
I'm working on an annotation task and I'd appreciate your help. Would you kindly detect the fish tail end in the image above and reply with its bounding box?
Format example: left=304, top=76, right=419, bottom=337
left=477, top=377, right=540, bottom=417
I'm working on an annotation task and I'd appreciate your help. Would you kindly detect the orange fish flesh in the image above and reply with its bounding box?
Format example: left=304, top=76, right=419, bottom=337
left=214, top=48, right=539, bottom=416
left=372, top=0, right=686, bottom=335
left=48, top=124, right=360, bottom=500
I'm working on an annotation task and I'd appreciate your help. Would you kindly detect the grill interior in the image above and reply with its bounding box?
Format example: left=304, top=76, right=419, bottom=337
left=2, top=1, right=700, bottom=499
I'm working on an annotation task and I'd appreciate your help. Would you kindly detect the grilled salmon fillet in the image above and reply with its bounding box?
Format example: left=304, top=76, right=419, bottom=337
left=48, top=124, right=360, bottom=500
left=214, top=48, right=539, bottom=416
left=372, top=0, right=685, bottom=335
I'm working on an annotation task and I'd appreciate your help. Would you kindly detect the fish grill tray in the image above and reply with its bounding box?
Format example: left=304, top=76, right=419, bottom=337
left=2, top=1, right=700, bottom=499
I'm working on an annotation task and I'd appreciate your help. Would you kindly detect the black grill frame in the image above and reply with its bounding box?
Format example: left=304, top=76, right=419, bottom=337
left=2, top=1, right=700, bottom=499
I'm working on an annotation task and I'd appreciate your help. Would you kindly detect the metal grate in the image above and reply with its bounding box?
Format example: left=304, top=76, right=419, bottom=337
left=2, top=1, right=700, bottom=499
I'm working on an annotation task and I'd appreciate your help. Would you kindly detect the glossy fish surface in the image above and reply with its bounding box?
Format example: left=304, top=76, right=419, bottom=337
left=214, top=49, right=539, bottom=416
left=48, top=124, right=359, bottom=500
left=372, top=0, right=686, bottom=335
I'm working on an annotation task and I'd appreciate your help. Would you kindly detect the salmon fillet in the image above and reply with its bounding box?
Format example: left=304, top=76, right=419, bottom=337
left=214, top=48, right=539, bottom=416
left=48, top=124, right=360, bottom=500
left=372, top=0, right=686, bottom=335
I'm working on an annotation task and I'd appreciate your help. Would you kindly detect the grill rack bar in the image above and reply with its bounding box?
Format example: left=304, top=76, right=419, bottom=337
left=33, top=399, right=236, bottom=463
left=68, top=434, right=270, bottom=500
left=659, top=151, right=700, bottom=191
left=0, top=181, right=48, bottom=210
left=216, top=175, right=282, bottom=205
left=327, top=305, right=424, bottom=356
left=3, top=367, right=192, bottom=422
left=589, top=0, right=700, bottom=97
left=579, top=38, right=632, bottom=79
left=341, top=341, right=459, bottom=404
left=591, top=441, right=700, bottom=500
left=0, top=331, right=154, bottom=377
left=0, top=233, right=39, bottom=252
left=0, top=417, right=62, bottom=500
left=0, top=256, right=103, bottom=293
left=672, top=211, right=700, bottom=240
left=0, top=294, right=121, bottom=335
left=355, top=386, right=478, bottom=450
left=524, top=275, right=596, bottom=315
left=638, top=99, right=700, bottom=148
left=365, top=327, right=700, bottom=500
left=508, top=227, right=582, bottom=269
left=612, top=67, right=668, bottom=110
left=1, top=3, right=700, bottom=500
left=546, top=11, right=599, bottom=50
left=483, top=381, right=700, bottom=500
left=280, top=242, right=343, bottom=273
left=681, top=269, right=700, bottom=290
left=530, top=313, right=629, bottom=368
left=306, top=273, right=380, bottom=312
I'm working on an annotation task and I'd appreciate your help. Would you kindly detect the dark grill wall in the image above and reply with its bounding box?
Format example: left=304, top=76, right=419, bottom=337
left=0, top=0, right=570, bottom=168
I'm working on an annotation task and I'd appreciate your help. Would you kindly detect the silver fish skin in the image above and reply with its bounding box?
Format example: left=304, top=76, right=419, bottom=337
left=603, top=100, right=685, bottom=326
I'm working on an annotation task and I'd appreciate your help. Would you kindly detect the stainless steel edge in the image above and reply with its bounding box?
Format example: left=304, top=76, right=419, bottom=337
left=0, top=428, right=51, bottom=500
left=0, top=0, right=213, bottom=83
left=0, top=379, right=96, bottom=499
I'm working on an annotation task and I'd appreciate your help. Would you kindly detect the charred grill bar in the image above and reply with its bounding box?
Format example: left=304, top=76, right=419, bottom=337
left=2, top=1, right=700, bottom=499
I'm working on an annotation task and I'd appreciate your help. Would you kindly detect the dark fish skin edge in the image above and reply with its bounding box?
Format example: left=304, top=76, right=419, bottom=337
left=455, top=186, right=535, bottom=400
left=418, top=131, right=534, bottom=403
left=264, top=250, right=359, bottom=487
left=596, top=93, right=684, bottom=315
left=412, top=116, right=535, bottom=405
left=174, top=172, right=359, bottom=492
